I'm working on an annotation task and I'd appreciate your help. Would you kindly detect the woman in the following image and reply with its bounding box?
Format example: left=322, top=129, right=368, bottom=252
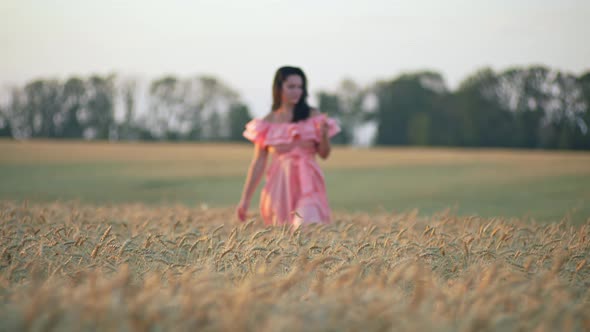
left=236, top=66, right=341, bottom=227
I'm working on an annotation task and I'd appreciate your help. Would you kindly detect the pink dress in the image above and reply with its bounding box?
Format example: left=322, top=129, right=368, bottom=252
left=243, top=113, right=341, bottom=227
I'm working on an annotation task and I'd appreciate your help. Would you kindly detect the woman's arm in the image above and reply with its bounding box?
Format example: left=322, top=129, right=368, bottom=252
left=312, top=109, right=331, bottom=159
left=237, top=143, right=269, bottom=220
left=317, top=123, right=331, bottom=159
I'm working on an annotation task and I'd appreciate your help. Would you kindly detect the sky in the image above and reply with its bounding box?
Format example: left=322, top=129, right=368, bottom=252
left=1, top=0, right=589, bottom=118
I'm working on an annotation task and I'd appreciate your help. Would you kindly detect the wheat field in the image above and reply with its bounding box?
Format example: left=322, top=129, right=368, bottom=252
left=1, top=140, right=589, bottom=330
left=1, top=200, right=588, bottom=331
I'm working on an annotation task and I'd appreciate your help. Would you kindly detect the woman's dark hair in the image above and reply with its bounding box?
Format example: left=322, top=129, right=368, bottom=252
left=271, top=66, right=311, bottom=122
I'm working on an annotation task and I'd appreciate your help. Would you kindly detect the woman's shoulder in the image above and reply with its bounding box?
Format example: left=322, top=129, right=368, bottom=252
left=309, top=108, right=321, bottom=118
left=262, top=113, right=274, bottom=123
left=245, top=113, right=272, bottom=125
left=306, top=108, right=329, bottom=123
left=244, top=116, right=272, bottom=133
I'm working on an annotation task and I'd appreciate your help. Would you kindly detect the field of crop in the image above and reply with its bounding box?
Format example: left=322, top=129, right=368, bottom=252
left=0, top=201, right=589, bottom=331
left=1, top=140, right=589, bottom=330
left=1, top=139, right=590, bottom=223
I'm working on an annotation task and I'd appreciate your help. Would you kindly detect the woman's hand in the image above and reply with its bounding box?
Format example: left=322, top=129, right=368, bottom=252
left=236, top=199, right=249, bottom=222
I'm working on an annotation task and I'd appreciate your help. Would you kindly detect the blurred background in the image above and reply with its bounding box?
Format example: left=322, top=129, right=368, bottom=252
left=1, top=0, right=589, bottom=222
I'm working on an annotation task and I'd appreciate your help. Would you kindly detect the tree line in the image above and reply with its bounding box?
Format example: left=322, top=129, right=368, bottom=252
left=0, top=65, right=588, bottom=149
left=319, top=66, right=589, bottom=150
left=0, top=74, right=252, bottom=142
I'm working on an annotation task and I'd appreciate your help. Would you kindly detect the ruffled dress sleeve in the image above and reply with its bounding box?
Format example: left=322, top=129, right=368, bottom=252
left=243, top=119, right=270, bottom=146
left=312, top=114, right=341, bottom=141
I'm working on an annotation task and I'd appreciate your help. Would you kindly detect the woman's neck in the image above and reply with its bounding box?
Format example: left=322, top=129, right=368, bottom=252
left=276, top=104, right=295, bottom=114
left=272, top=104, right=295, bottom=123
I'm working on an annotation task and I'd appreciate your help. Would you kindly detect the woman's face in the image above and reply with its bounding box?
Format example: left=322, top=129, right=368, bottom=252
left=281, top=74, right=303, bottom=105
